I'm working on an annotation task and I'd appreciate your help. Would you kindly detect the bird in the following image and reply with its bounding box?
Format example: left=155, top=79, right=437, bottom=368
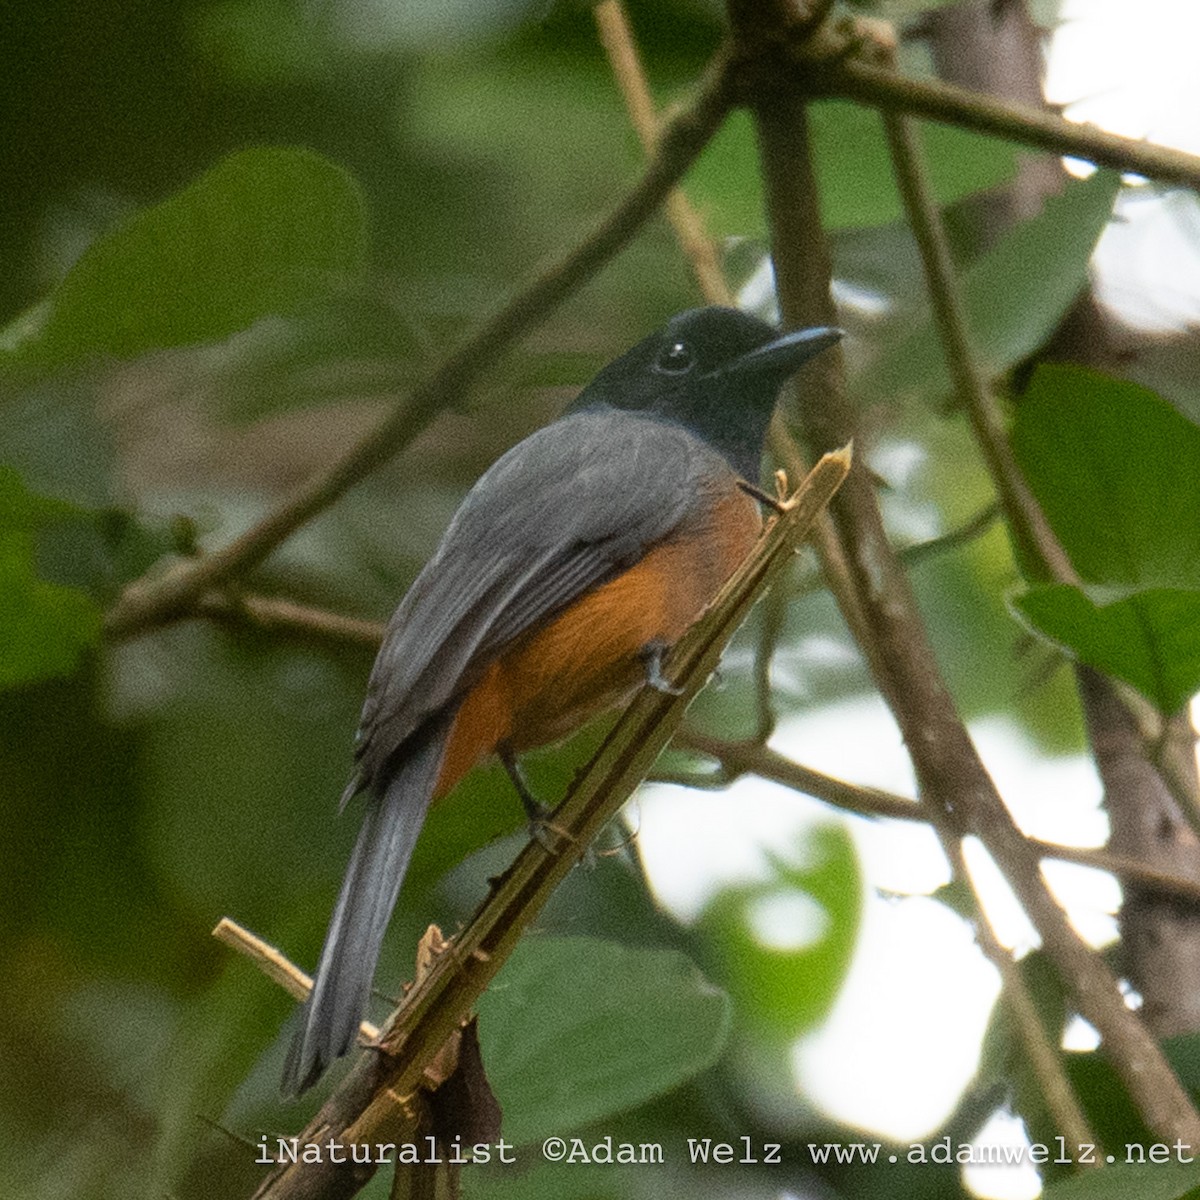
left=281, top=305, right=842, bottom=1095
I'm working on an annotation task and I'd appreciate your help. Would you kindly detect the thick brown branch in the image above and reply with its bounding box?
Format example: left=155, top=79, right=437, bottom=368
left=102, top=49, right=734, bottom=643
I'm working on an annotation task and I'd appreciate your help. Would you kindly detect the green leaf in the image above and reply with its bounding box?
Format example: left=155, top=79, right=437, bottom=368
left=1012, top=366, right=1200, bottom=587
left=695, top=824, right=860, bottom=1035
left=475, top=937, right=730, bottom=1145
left=1014, top=584, right=1200, bottom=715
left=1009, top=366, right=1200, bottom=711
left=858, top=170, right=1121, bottom=405
left=3, top=147, right=367, bottom=369
left=0, top=462, right=175, bottom=607
left=0, top=468, right=102, bottom=689
left=0, top=464, right=86, bottom=529
left=0, top=532, right=102, bottom=689
left=686, top=103, right=1016, bottom=238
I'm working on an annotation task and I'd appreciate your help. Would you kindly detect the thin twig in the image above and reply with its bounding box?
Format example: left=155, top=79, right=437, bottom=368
left=213, top=917, right=380, bottom=1041
left=195, top=593, right=386, bottom=647
left=880, top=108, right=1078, bottom=585
left=196, top=1112, right=262, bottom=1152
left=252, top=450, right=851, bottom=1200
left=594, top=0, right=735, bottom=306
left=673, top=730, right=1200, bottom=905
left=102, top=47, right=735, bottom=644
left=678, top=728, right=920, bottom=821
left=766, top=418, right=886, bottom=683
left=646, top=765, right=733, bottom=790
left=899, top=503, right=1000, bottom=568
left=752, top=569, right=788, bottom=741
left=813, top=55, right=1200, bottom=192
left=944, top=839, right=1102, bottom=1161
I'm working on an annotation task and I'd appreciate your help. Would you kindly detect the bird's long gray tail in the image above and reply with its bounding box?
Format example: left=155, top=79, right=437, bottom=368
left=281, top=716, right=453, bottom=1097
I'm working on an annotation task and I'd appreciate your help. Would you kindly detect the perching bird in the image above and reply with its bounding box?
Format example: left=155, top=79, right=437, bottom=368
left=282, top=305, right=842, bottom=1095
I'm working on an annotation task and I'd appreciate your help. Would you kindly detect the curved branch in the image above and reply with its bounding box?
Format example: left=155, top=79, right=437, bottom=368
left=942, top=837, right=1101, bottom=1160
left=881, top=106, right=1078, bottom=584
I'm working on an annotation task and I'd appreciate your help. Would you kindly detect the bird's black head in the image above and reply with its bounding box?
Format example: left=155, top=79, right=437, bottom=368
left=569, top=306, right=842, bottom=479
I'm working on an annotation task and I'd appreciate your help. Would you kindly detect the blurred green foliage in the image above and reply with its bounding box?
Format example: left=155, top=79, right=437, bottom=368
left=695, top=825, right=861, bottom=1035
left=0, top=470, right=102, bottom=686
left=691, top=104, right=1017, bottom=236
left=4, top=2, right=1199, bottom=1200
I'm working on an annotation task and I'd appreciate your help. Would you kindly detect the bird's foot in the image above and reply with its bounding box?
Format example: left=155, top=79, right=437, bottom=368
left=640, top=639, right=684, bottom=695
left=500, top=741, right=573, bottom=849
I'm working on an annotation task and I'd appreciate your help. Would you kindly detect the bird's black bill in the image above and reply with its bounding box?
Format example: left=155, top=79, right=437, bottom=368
left=722, top=325, right=843, bottom=381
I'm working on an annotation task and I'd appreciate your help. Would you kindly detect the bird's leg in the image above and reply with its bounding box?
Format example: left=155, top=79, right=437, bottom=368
left=640, top=639, right=684, bottom=695
left=499, top=742, right=600, bottom=867
left=498, top=740, right=571, bottom=856
left=498, top=741, right=549, bottom=824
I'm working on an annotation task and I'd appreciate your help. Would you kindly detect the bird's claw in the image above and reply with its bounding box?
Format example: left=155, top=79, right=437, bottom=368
left=641, top=640, right=684, bottom=695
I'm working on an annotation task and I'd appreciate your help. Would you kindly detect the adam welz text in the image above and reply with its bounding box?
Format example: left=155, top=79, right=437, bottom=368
left=256, top=1134, right=1200, bottom=1168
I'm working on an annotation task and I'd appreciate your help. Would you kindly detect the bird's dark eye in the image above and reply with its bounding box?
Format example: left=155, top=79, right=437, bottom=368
left=655, top=339, right=695, bottom=375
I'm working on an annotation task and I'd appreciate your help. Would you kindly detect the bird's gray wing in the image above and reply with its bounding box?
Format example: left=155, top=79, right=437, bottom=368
left=350, top=409, right=721, bottom=791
